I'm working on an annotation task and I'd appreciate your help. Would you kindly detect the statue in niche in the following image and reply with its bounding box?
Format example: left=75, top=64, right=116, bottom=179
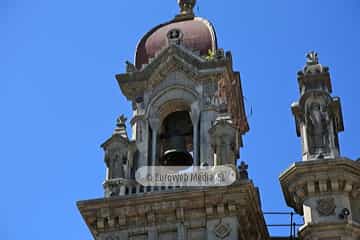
left=107, top=151, right=125, bottom=179
left=306, top=102, right=330, bottom=155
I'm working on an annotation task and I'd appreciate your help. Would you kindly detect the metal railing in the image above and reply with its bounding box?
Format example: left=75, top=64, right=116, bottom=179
left=264, top=211, right=303, bottom=239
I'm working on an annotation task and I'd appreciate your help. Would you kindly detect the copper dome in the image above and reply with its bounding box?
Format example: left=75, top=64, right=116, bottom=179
left=135, top=17, right=218, bottom=69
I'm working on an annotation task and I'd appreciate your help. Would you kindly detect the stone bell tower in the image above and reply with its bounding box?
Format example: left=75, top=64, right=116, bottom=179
left=280, top=52, right=360, bottom=239
left=77, top=1, right=269, bottom=239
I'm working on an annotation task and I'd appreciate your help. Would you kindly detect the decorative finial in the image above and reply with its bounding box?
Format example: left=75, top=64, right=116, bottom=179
left=116, top=115, right=127, bottom=127
left=238, top=161, right=249, bottom=180
left=177, top=0, right=196, bottom=16
left=306, top=51, right=319, bottom=65
left=114, top=114, right=128, bottom=138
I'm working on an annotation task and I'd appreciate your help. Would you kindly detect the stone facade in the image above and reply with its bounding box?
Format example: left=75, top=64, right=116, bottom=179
left=78, top=181, right=268, bottom=240
left=77, top=1, right=360, bottom=239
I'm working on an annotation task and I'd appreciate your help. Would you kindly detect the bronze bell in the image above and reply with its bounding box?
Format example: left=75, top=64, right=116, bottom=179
left=162, top=135, right=193, bottom=166
left=160, top=111, right=193, bottom=166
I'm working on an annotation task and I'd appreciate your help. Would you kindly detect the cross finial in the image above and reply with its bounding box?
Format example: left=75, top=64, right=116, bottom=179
left=177, top=0, right=196, bottom=16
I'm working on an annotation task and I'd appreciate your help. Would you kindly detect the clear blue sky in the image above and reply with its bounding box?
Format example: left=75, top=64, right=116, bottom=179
left=1, top=0, right=359, bottom=239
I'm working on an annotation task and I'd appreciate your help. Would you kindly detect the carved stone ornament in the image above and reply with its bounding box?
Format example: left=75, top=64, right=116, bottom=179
left=117, top=114, right=127, bottom=126
left=214, top=222, right=231, bottom=239
left=316, top=197, right=336, bottom=216
left=167, top=29, right=183, bottom=45
left=306, top=51, right=319, bottom=65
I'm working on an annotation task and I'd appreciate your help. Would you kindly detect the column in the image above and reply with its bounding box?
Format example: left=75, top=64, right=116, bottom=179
left=126, top=143, right=135, bottom=179
left=191, top=102, right=200, bottom=166
left=193, top=120, right=199, bottom=166
left=200, top=109, right=216, bottom=166
left=149, top=117, right=160, bottom=166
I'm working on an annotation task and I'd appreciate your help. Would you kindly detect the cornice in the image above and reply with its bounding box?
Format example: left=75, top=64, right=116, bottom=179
left=77, top=181, right=269, bottom=239
left=280, top=158, right=360, bottom=214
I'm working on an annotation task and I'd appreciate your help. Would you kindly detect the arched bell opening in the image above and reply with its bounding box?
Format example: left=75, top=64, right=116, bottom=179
left=159, top=111, right=194, bottom=166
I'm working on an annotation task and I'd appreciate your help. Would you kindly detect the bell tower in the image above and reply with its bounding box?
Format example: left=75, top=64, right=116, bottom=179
left=77, top=1, right=269, bottom=239
left=280, top=52, right=360, bottom=239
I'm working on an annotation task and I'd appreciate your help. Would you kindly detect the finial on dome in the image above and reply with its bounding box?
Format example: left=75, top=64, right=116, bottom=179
left=177, top=0, right=196, bottom=17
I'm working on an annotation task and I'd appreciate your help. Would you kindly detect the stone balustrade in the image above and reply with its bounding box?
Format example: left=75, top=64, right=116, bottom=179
left=103, top=178, right=189, bottom=197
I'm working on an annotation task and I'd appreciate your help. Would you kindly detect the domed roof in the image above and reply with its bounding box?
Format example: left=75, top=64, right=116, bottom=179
left=134, top=3, right=217, bottom=69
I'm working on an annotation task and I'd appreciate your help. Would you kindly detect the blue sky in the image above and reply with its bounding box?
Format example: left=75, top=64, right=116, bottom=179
left=1, top=0, right=359, bottom=239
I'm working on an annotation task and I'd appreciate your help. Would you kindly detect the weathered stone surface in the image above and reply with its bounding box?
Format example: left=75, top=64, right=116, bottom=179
left=78, top=181, right=269, bottom=239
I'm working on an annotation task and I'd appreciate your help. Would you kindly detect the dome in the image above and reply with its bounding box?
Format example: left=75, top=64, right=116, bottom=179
left=135, top=16, right=218, bottom=69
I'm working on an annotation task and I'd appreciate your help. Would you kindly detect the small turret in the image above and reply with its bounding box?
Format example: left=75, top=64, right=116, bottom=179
left=291, top=51, right=344, bottom=161
left=101, top=115, right=136, bottom=197
left=280, top=52, right=360, bottom=240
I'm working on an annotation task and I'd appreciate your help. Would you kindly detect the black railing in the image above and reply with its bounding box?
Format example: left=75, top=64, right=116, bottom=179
left=264, top=211, right=303, bottom=239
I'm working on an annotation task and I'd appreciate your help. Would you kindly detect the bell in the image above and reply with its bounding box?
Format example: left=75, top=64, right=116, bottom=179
left=161, top=135, right=193, bottom=166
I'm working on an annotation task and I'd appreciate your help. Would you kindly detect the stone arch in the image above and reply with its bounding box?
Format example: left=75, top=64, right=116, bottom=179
left=145, top=85, right=201, bottom=167
left=145, top=85, right=199, bottom=120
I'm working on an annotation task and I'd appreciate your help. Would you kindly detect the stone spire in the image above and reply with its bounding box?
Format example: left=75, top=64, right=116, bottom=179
left=176, top=0, right=196, bottom=19
left=291, top=51, right=344, bottom=161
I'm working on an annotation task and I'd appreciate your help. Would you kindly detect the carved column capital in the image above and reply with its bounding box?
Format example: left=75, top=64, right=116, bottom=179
left=148, top=115, right=161, bottom=132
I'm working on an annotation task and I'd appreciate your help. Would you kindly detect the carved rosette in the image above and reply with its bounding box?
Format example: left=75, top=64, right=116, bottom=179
left=316, top=197, right=336, bottom=216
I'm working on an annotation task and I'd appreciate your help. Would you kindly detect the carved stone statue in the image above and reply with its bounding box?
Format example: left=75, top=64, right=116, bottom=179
left=303, top=51, right=325, bottom=74
left=105, top=150, right=126, bottom=179
left=111, top=152, right=125, bottom=178
left=306, top=102, right=330, bottom=155
left=117, top=115, right=127, bottom=126
left=306, top=51, right=319, bottom=65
